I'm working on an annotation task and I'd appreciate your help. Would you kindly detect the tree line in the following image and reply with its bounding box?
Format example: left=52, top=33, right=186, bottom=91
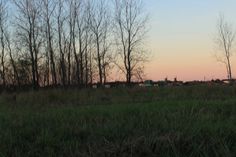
left=0, top=0, right=148, bottom=89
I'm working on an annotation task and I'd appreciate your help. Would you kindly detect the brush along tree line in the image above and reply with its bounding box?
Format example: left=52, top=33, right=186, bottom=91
left=0, top=0, right=148, bottom=89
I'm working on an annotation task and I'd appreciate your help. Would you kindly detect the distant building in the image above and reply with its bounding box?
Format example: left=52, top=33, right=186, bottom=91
left=222, top=79, right=236, bottom=84
left=139, top=80, right=154, bottom=87
left=144, top=80, right=154, bottom=86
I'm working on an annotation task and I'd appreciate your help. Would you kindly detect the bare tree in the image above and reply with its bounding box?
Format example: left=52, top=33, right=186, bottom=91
left=13, top=0, right=42, bottom=89
left=42, top=0, right=57, bottom=85
left=114, top=0, right=148, bottom=84
left=0, top=0, right=152, bottom=89
left=0, top=0, right=6, bottom=86
left=67, top=0, right=81, bottom=85
left=215, top=15, right=235, bottom=80
left=76, top=0, right=87, bottom=85
left=83, top=2, right=92, bottom=86
left=4, top=31, right=20, bottom=86
left=90, top=0, right=111, bottom=85
left=56, top=0, right=67, bottom=86
left=85, top=32, right=94, bottom=86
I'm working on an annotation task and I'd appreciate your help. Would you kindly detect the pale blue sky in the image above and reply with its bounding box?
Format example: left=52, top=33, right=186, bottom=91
left=145, top=0, right=236, bottom=81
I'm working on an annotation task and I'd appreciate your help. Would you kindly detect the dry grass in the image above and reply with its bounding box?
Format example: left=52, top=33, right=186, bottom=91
left=0, top=85, right=235, bottom=157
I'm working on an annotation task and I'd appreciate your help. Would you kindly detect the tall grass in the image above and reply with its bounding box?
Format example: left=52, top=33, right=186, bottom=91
left=0, top=85, right=235, bottom=156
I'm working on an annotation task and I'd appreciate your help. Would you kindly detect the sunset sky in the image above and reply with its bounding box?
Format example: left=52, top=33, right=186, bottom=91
left=145, top=0, right=236, bottom=81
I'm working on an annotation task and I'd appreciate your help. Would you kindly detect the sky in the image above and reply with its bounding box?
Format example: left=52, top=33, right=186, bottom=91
left=145, top=0, right=236, bottom=81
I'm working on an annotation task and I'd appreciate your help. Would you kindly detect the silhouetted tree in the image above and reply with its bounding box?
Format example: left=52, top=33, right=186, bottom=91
left=90, top=0, right=112, bottom=85
left=114, top=0, right=149, bottom=84
left=215, top=15, right=235, bottom=80
left=0, top=0, right=7, bottom=86
left=0, top=0, right=150, bottom=89
left=13, top=0, right=43, bottom=89
left=42, top=0, right=57, bottom=85
left=56, top=0, right=67, bottom=86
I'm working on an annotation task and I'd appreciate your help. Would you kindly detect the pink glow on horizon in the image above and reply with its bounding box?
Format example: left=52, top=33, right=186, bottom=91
left=144, top=44, right=234, bottom=81
left=145, top=58, right=230, bottom=81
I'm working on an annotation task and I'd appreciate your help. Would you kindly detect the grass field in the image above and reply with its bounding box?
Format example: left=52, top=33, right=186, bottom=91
left=0, top=85, right=235, bottom=157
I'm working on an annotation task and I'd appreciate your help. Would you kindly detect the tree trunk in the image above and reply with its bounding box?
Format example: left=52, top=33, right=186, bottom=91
left=96, top=35, right=103, bottom=85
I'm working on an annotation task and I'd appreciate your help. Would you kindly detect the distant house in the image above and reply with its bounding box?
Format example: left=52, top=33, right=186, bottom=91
left=144, top=80, right=154, bottom=87
left=222, top=79, right=236, bottom=84
left=139, top=80, right=154, bottom=87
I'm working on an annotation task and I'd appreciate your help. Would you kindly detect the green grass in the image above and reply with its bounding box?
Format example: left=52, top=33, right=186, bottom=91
left=0, top=85, right=235, bottom=157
